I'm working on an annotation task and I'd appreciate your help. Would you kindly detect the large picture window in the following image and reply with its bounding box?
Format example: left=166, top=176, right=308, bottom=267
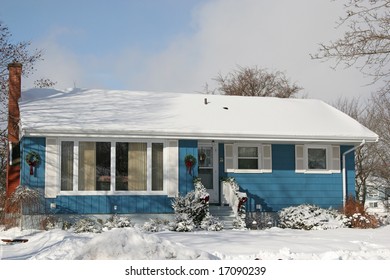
left=59, top=140, right=166, bottom=193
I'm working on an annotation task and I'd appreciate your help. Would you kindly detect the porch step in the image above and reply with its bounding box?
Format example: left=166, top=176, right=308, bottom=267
left=209, top=206, right=236, bottom=229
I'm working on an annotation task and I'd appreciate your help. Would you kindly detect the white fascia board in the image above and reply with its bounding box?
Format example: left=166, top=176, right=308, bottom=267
left=21, top=128, right=379, bottom=144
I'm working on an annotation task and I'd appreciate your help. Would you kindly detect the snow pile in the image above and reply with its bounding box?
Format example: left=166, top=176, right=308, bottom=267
left=2, top=225, right=390, bottom=260
left=73, top=228, right=217, bottom=260
left=278, top=204, right=349, bottom=230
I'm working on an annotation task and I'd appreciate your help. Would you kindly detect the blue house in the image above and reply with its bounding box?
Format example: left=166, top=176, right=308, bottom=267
left=6, top=63, right=379, bottom=219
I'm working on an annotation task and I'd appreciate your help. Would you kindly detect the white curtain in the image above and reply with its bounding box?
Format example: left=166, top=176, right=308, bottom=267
left=78, top=142, right=96, bottom=191
left=128, top=143, right=147, bottom=191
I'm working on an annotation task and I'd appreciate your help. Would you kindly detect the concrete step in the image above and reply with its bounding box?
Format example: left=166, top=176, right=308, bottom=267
left=209, top=206, right=236, bottom=229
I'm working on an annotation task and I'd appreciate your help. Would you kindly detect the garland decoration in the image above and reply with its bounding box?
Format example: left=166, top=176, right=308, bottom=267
left=184, top=154, right=197, bottom=175
left=25, top=151, right=40, bottom=175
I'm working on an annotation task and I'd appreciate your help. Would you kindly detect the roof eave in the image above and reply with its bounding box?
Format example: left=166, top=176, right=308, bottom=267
left=21, top=128, right=379, bottom=144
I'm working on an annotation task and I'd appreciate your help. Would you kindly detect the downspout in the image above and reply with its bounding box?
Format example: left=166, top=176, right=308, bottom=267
left=342, top=140, right=365, bottom=208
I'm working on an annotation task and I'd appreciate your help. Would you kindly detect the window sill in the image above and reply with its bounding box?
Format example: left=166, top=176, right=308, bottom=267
left=58, top=191, right=167, bottom=196
left=296, top=169, right=341, bottom=174
left=226, top=169, right=272, bottom=174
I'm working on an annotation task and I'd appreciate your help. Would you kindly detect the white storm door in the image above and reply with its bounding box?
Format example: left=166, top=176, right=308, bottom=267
left=198, top=142, right=219, bottom=203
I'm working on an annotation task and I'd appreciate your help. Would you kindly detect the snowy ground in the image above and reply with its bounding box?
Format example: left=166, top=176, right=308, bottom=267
left=1, top=225, right=390, bottom=260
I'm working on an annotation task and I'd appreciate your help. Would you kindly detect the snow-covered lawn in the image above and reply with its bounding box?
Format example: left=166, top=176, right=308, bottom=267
left=1, top=225, right=390, bottom=260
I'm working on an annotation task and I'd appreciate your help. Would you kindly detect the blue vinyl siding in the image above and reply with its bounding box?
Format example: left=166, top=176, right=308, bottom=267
left=178, top=140, right=198, bottom=195
left=20, top=137, right=355, bottom=215
left=45, top=195, right=173, bottom=214
left=227, top=144, right=355, bottom=212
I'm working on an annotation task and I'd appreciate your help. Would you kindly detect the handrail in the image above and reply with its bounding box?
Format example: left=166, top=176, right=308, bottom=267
left=222, top=178, right=247, bottom=216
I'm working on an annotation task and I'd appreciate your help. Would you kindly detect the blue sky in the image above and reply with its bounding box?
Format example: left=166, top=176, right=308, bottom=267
left=0, top=0, right=379, bottom=102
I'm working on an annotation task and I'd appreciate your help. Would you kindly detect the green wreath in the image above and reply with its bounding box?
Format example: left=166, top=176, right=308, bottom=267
left=184, top=154, right=197, bottom=175
left=26, top=151, right=40, bottom=175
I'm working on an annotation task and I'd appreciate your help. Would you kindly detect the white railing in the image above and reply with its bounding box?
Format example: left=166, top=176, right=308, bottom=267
left=222, top=178, right=247, bottom=216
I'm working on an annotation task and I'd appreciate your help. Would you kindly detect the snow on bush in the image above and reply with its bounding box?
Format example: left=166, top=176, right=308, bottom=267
left=103, top=215, right=133, bottom=230
left=200, top=214, right=224, bottom=231
left=40, top=215, right=58, bottom=230
left=233, top=216, right=247, bottom=230
left=171, top=178, right=210, bottom=231
left=169, top=213, right=195, bottom=232
left=142, top=218, right=170, bottom=232
left=278, top=204, right=349, bottom=230
left=343, top=196, right=379, bottom=229
left=73, top=215, right=134, bottom=233
left=246, top=212, right=278, bottom=229
left=73, top=218, right=103, bottom=233
left=376, top=214, right=390, bottom=226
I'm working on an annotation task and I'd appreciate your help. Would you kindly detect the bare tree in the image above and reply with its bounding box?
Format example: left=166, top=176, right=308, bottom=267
left=207, top=66, right=302, bottom=98
left=312, top=0, right=390, bottom=93
left=334, top=95, right=390, bottom=206
left=333, top=97, right=375, bottom=205
left=33, top=78, right=57, bottom=88
left=0, top=22, right=57, bottom=191
left=369, top=94, right=390, bottom=182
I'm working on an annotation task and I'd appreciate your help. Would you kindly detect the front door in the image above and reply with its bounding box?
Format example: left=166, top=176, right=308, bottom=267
left=198, top=142, right=219, bottom=203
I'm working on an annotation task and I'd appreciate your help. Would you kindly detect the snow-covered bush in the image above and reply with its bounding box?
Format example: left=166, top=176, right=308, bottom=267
left=169, top=213, right=195, bottom=232
left=343, top=196, right=379, bottom=229
left=278, top=204, right=349, bottom=230
left=171, top=178, right=210, bottom=231
left=246, top=212, right=278, bottom=229
left=10, top=185, right=41, bottom=214
left=103, top=215, right=133, bottom=230
left=142, top=218, right=170, bottom=232
left=40, top=215, right=58, bottom=230
left=200, top=214, right=224, bottom=231
left=233, top=216, right=247, bottom=230
left=73, top=218, right=103, bottom=233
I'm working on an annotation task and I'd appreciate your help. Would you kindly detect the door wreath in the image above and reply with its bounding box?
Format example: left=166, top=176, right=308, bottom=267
left=184, top=154, right=197, bottom=175
left=25, top=151, right=40, bottom=175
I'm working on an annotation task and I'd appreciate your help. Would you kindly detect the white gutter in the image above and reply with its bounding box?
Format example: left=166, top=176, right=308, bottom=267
left=342, top=140, right=365, bottom=207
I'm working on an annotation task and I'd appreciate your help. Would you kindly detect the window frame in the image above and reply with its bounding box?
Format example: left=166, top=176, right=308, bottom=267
left=58, top=139, right=168, bottom=195
left=307, top=146, right=328, bottom=171
left=225, top=143, right=272, bottom=174
left=295, top=144, right=340, bottom=174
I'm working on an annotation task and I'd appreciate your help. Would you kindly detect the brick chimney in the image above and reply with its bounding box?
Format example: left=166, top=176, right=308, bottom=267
left=6, top=62, right=22, bottom=196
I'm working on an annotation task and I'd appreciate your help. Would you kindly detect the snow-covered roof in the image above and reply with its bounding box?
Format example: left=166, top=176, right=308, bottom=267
left=19, top=88, right=378, bottom=143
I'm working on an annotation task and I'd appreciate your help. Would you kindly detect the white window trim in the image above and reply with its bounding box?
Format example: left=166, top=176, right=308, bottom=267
left=225, top=143, right=272, bottom=174
left=58, top=138, right=169, bottom=196
left=295, top=144, right=341, bottom=174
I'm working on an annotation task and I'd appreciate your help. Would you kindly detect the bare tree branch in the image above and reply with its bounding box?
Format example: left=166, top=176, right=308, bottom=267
left=312, top=0, right=390, bottom=91
left=207, top=65, right=302, bottom=98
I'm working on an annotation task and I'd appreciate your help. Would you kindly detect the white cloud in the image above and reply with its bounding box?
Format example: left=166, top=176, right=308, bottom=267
left=24, top=0, right=377, bottom=103
left=116, top=0, right=376, bottom=102
left=23, top=28, right=85, bottom=90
